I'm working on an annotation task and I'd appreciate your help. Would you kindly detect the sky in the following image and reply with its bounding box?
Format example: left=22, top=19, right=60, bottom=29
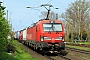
left=0, top=0, right=76, bottom=31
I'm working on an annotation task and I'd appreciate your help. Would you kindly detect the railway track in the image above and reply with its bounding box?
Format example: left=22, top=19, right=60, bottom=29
left=58, top=54, right=71, bottom=60
left=44, top=55, right=56, bottom=60
left=43, top=53, right=71, bottom=60
left=58, top=55, right=71, bottom=60
left=66, top=47, right=90, bottom=55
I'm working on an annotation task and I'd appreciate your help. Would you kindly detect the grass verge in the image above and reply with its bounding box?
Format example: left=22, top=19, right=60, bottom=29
left=66, top=45, right=90, bottom=51
left=9, top=40, right=38, bottom=60
left=74, top=42, right=90, bottom=44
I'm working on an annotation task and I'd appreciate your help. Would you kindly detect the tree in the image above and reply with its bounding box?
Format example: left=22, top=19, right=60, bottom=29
left=61, top=0, right=90, bottom=42
left=0, top=2, right=11, bottom=52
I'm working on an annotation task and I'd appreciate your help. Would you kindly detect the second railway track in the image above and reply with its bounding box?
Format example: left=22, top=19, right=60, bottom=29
left=66, top=47, right=90, bottom=55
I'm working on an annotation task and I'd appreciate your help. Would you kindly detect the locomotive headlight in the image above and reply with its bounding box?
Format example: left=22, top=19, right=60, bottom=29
left=41, top=36, right=51, bottom=41
left=55, top=37, right=62, bottom=40
left=62, top=38, right=64, bottom=41
left=44, top=37, right=51, bottom=40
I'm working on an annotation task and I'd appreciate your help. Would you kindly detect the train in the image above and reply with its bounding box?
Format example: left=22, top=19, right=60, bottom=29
left=14, top=19, right=65, bottom=53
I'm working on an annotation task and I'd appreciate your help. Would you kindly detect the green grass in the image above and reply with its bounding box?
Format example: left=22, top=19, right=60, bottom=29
left=10, top=40, right=38, bottom=60
left=74, top=42, right=90, bottom=44
left=0, top=52, right=18, bottom=60
left=66, top=45, right=90, bottom=51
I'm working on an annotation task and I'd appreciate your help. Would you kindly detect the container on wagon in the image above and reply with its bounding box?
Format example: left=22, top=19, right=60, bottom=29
left=16, top=31, right=20, bottom=40
left=23, top=28, right=27, bottom=40
left=19, top=30, right=23, bottom=40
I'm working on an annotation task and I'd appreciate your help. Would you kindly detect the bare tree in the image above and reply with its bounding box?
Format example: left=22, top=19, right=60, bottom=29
left=61, top=0, right=90, bottom=42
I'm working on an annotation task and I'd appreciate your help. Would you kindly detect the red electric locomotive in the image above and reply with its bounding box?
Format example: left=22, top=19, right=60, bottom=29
left=23, top=19, right=65, bottom=53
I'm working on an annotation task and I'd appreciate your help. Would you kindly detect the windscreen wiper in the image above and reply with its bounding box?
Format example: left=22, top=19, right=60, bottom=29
left=48, top=27, right=52, bottom=34
left=53, top=26, right=59, bottom=34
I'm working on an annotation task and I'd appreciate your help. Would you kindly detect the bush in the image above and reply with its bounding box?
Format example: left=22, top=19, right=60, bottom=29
left=0, top=3, right=11, bottom=52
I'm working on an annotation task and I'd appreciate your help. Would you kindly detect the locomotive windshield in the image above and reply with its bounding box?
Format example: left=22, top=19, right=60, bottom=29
left=43, top=23, right=62, bottom=32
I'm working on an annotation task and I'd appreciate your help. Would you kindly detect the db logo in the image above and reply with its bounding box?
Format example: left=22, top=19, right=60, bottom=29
left=52, top=38, right=54, bottom=40
left=59, top=34, right=62, bottom=36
